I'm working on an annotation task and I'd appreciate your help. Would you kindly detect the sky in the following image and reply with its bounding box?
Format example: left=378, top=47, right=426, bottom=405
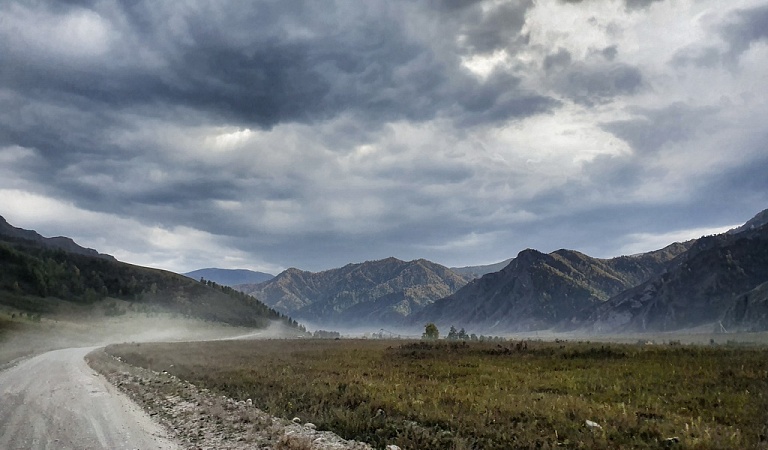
left=1, top=0, right=767, bottom=274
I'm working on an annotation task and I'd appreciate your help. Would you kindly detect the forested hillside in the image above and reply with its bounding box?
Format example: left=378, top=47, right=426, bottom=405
left=0, top=216, right=303, bottom=330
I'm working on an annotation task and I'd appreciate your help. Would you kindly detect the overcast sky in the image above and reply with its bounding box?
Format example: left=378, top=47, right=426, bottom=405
left=1, top=0, right=767, bottom=274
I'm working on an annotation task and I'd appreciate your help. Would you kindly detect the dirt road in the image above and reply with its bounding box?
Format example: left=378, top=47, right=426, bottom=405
left=0, top=346, right=179, bottom=450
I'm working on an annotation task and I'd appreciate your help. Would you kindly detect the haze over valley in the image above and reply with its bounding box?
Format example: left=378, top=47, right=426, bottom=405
left=3, top=208, right=767, bottom=339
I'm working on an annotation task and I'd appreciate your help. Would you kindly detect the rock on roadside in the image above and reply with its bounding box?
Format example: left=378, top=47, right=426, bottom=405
left=86, top=348, right=372, bottom=450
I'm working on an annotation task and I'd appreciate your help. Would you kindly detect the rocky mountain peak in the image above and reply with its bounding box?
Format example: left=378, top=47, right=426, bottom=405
left=237, top=257, right=470, bottom=327
left=728, top=209, right=768, bottom=235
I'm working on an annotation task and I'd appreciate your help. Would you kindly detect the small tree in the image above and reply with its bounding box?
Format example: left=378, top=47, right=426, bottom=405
left=447, top=325, right=458, bottom=340
left=422, top=323, right=439, bottom=340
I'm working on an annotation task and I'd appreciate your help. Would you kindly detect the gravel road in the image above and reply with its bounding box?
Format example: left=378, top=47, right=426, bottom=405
left=0, top=346, right=179, bottom=450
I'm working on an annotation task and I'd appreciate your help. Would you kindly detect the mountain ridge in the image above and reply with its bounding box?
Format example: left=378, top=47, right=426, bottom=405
left=412, top=208, right=768, bottom=334
left=0, top=215, right=115, bottom=261
left=183, top=268, right=274, bottom=286
left=237, top=257, right=470, bottom=327
left=588, top=218, right=768, bottom=333
left=6, top=208, right=767, bottom=334
left=410, top=242, right=693, bottom=332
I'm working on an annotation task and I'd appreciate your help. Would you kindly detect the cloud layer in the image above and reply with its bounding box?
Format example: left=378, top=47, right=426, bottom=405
left=1, top=0, right=766, bottom=272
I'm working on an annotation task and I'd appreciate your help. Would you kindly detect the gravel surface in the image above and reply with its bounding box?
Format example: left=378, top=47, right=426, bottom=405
left=86, top=348, right=375, bottom=450
left=0, top=346, right=178, bottom=450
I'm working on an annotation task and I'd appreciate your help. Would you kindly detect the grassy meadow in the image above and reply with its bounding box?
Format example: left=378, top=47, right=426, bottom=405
left=106, top=339, right=768, bottom=449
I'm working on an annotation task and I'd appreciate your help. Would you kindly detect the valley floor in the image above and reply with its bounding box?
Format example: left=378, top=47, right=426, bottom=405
left=103, top=338, right=768, bottom=450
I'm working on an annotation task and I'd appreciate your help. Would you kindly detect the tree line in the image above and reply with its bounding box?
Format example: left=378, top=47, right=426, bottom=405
left=422, top=322, right=507, bottom=342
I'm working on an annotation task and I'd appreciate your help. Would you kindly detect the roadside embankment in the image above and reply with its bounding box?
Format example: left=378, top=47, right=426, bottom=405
left=87, top=347, right=373, bottom=450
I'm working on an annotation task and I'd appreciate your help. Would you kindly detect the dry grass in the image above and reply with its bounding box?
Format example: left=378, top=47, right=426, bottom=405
left=106, top=339, right=768, bottom=450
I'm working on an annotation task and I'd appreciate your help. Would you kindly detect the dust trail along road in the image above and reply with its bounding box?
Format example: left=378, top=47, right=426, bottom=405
left=0, top=346, right=179, bottom=450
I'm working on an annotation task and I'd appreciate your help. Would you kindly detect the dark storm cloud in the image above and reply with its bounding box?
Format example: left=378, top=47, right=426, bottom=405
left=557, top=0, right=663, bottom=11
left=1, top=0, right=551, bottom=132
left=671, top=4, right=768, bottom=69
left=452, top=0, right=533, bottom=54
left=670, top=47, right=722, bottom=69
left=623, top=0, right=664, bottom=12
left=702, top=150, right=768, bottom=207
left=720, top=3, right=768, bottom=58
left=567, top=64, right=642, bottom=103
left=2, top=5, right=412, bottom=127
left=0, top=95, right=122, bottom=164
left=601, top=45, right=618, bottom=61
left=372, top=162, right=473, bottom=186
left=435, top=0, right=486, bottom=12
left=455, top=70, right=560, bottom=126
left=601, top=103, right=715, bottom=154
left=2, top=0, right=766, bottom=274
left=0, top=0, right=554, bottom=218
left=543, top=48, right=572, bottom=72
left=539, top=40, right=643, bottom=105
left=546, top=60, right=643, bottom=105
left=0, top=0, right=557, bottom=235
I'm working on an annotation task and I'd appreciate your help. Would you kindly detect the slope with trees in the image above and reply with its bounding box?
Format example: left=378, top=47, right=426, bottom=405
left=0, top=216, right=302, bottom=330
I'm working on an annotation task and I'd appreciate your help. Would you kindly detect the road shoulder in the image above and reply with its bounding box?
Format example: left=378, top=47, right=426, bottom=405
left=86, top=347, right=372, bottom=450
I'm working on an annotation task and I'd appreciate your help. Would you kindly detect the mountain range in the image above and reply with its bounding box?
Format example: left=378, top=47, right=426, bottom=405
left=5, top=208, right=767, bottom=335
left=588, top=218, right=768, bottom=333
left=237, top=209, right=768, bottom=334
left=411, top=242, right=693, bottom=332
left=236, top=257, right=470, bottom=328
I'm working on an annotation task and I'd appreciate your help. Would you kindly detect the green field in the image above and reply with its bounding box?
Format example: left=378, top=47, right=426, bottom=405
left=106, top=339, right=768, bottom=450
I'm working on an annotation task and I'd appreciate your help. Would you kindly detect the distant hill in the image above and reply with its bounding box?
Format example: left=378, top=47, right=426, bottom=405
left=236, top=257, right=470, bottom=327
left=0, top=216, right=115, bottom=261
left=0, top=216, right=303, bottom=330
left=589, top=215, right=768, bottom=333
left=412, top=208, right=768, bottom=334
left=411, top=243, right=691, bottom=332
left=450, top=258, right=514, bottom=278
left=183, top=268, right=273, bottom=286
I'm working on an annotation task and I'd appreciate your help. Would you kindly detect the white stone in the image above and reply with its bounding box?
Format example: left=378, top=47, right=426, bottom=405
left=585, top=419, right=603, bottom=430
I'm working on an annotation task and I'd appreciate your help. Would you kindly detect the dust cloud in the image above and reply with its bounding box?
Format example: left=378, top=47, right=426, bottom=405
left=0, top=313, right=300, bottom=369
